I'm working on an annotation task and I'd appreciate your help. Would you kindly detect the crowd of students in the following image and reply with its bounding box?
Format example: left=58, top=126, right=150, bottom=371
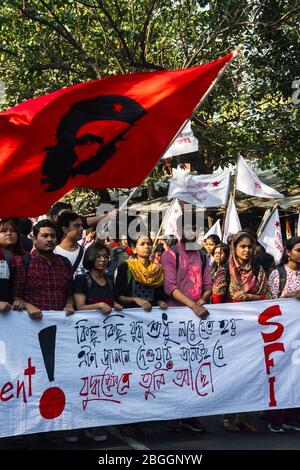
left=0, top=204, right=300, bottom=443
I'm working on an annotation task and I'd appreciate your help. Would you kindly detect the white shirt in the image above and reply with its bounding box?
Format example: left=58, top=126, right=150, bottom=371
left=54, top=245, right=86, bottom=278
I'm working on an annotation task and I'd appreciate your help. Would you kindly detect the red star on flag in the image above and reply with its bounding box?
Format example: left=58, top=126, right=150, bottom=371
left=174, top=209, right=179, bottom=214
left=113, top=102, right=123, bottom=112
left=255, top=183, right=261, bottom=189
left=275, top=221, right=280, bottom=227
left=212, top=181, right=220, bottom=187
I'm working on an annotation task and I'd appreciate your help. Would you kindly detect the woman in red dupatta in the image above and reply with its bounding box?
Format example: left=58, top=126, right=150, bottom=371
left=212, top=231, right=271, bottom=304
left=212, top=231, right=271, bottom=432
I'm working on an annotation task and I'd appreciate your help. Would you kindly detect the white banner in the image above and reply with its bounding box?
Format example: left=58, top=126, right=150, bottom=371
left=0, top=299, right=299, bottom=438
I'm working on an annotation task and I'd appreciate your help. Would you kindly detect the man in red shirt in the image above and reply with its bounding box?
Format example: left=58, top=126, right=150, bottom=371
left=13, top=219, right=74, bottom=319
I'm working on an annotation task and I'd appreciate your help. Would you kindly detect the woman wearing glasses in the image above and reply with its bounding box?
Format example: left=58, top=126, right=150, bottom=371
left=73, top=241, right=123, bottom=315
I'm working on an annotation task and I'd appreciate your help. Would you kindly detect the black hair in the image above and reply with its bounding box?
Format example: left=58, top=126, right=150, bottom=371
left=130, top=233, right=152, bottom=248
left=0, top=218, right=24, bottom=255
left=254, top=252, right=275, bottom=271
left=33, top=219, right=57, bottom=238
left=50, top=202, right=73, bottom=218
left=83, top=242, right=110, bottom=271
left=18, top=218, right=33, bottom=236
left=154, top=243, right=165, bottom=254
left=56, top=211, right=81, bottom=243
left=243, top=227, right=258, bottom=242
left=280, top=236, right=300, bottom=265
left=214, top=243, right=230, bottom=260
left=164, top=236, right=177, bottom=248
left=206, top=234, right=221, bottom=245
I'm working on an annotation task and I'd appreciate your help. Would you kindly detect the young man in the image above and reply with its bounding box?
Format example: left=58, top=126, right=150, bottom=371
left=13, top=219, right=74, bottom=319
left=54, top=212, right=86, bottom=277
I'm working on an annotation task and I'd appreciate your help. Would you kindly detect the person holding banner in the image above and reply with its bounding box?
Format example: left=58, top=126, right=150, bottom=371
left=212, top=231, right=271, bottom=432
left=161, top=214, right=211, bottom=433
left=12, top=219, right=74, bottom=320
left=114, top=233, right=167, bottom=436
left=268, top=236, right=300, bottom=300
left=72, top=242, right=123, bottom=442
left=115, top=234, right=167, bottom=312
left=212, top=231, right=271, bottom=304
left=73, top=242, right=123, bottom=315
left=265, top=236, right=300, bottom=432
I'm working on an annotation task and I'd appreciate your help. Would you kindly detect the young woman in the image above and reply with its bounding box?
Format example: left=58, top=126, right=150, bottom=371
left=72, top=242, right=123, bottom=443
left=211, top=243, right=230, bottom=280
left=0, top=218, right=25, bottom=256
left=212, top=231, right=271, bottom=432
left=73, top=242, right=123, bottom=315
left=212, top=231, right=271, bottom=304
left=114, top=234, right=167, bottom=436
left=266, top=236, right=300, bottom=433
left=0, top=219, right=24, bottom=313
left=115, top=234, right=167, bottom=311
left=203, top=234, right=220, bottom=270
left=268, top=236, right=300, bottom=300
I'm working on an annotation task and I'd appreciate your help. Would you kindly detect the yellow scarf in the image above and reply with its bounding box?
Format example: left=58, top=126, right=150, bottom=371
left=127, top=258, right=164, bottom=287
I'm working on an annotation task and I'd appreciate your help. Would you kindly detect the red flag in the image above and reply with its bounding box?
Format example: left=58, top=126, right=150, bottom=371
left=0, top=53, right=233, bottom=216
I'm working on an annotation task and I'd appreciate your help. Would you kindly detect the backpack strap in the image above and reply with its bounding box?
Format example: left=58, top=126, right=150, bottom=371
left=276, top=266, right=287, bottom=297
left=2, top=249, right=14, bottom=276
left=21, top=253, right=31, bottom=271
left=72, top=245, right=84, bottom=274
left=199, top=249, right=207, bottom=277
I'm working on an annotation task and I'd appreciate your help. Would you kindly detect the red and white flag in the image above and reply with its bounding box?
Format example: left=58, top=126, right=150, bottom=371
left=258, top=208, right=283, bottom=264
left=222, top=194, right=241, bottom=242
left=163, top=199, right=182, bottom=239
left=236, top=155, right=284, bottom=199
left=168, top=168, right=230, bottom=208
left=162, top=121, right=198, bottom=159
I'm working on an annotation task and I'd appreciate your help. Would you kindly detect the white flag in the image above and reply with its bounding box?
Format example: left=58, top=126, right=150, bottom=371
left=236, top=155, right=284, bottom=199
left=297, top=213, right=300, bottom=237
left=163, top=199, right=182, bottom=239
left=222, top=194, right=241, bottom=243
left=163, top=121, right=198, bottom=159
left=258, top=208, right=283, bottom=264
left=168, top=168, right=230, bottom=208
left=204, top=219, right=222, bottom=240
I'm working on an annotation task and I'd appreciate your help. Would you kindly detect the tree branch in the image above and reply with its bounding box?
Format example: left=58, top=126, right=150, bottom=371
left=20, top=2, right=100, bottom=78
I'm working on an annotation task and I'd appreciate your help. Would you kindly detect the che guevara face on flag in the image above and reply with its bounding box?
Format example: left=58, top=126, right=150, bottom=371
left=41, top=95, right=146, bottom=192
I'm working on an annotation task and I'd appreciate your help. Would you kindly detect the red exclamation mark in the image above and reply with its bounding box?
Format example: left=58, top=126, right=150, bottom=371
left=38, top=326, right=66, bottom=419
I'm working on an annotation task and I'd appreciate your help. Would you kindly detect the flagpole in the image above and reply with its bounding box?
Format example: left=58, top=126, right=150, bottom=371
left=221, top=192, right=232, bottom=242
left=233, top=154, right=239, bottom=201
left=152, top=198, right=175, bottom=250
left=257, top=203, right=278, bottom=239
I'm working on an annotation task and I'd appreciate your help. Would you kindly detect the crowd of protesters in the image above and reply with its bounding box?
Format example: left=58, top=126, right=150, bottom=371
left=0, top=203, right=300, bottom=443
